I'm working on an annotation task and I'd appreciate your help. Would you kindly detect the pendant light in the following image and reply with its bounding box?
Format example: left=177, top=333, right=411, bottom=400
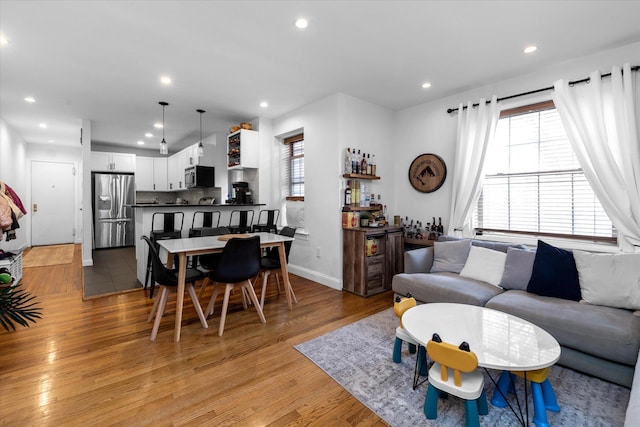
left=196, top=109, right=205, bottom=157
left=159, top=101, right=169, bottom=155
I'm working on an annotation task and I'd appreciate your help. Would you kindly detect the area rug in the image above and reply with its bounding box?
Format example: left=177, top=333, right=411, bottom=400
left=22, top=244, right=75, bottom=268
left=295, top=308, right=630, bottom=427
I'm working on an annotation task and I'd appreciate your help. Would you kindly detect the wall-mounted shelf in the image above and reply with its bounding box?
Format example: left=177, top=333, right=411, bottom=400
left=342, top=206, right=381, bottom=212
left=343, top=173, right=380, bottom=180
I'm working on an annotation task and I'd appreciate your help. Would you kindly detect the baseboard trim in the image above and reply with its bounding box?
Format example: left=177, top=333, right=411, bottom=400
left=288, top=264, right=341, bottom=290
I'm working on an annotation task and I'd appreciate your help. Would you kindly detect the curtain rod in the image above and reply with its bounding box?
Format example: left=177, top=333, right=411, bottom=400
left=446, top=65, right=640, bottom=114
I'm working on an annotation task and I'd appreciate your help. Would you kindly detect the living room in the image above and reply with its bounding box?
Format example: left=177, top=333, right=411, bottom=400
left=1, top=1, right=640, bottom=425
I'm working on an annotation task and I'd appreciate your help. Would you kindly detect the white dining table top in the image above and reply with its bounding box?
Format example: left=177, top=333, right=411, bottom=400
left=157, top=232, right=293, bottom=254
left=402, top=303, right=561, bottom=371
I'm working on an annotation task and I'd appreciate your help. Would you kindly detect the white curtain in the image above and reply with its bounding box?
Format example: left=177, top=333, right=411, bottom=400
left=447, top=96, right=499, bottom=237
left=552, top=63, right=640, bottom=250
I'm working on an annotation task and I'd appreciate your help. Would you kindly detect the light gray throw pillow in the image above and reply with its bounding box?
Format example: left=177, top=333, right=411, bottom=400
left=430, top=239, right=471, bottom=274
left=499, top=247, right=536, bottom=290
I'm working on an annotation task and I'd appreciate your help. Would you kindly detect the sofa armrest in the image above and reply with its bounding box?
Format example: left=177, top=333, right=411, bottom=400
left=404, top=247, right=434, bottom=274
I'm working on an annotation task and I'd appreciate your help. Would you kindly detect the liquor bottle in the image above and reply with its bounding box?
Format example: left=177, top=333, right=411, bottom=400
left=351, top=148, right=357, bottom=174
left=371, top=154, right=377, bottom=176
left=437, top=217, right=444, bottom=234
left=344, top=180, right=352, bottom=206
left=431, top=217, right=437, bottom=232
left=361, top=152, right=367, bottom=175
left=353, top=180, right=359, bottom=207
left=344, top=148, right=352, bottom=174
left=366, top=154, right=372, bottom=175
left=356, top=150, right=361, bottom=174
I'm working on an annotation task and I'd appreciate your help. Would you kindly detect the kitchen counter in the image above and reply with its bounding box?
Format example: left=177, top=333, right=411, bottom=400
left=130, top=203, right=265, bottom=208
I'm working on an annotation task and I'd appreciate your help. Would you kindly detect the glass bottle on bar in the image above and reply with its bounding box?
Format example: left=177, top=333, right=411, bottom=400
left=366, top=154, right=372, bottom=175
left=344, top=148, right=352, bottom=174
left=371, top=154, right=376, bottom=176
left=361, top=152, right=367, bottom=175
left=344, top=180, right=352, bottom=206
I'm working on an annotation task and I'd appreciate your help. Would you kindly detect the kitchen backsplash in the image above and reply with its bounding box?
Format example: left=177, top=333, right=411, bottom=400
left=136, top=187, right=221, bottom=205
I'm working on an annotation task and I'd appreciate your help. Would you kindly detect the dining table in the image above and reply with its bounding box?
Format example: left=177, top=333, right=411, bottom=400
left=157, top=232, right=295, bottom=342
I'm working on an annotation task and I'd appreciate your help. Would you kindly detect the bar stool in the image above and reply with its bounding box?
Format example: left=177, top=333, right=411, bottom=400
left=144, top=211, right=184, bottom=298
left=188, top=210, right=221, bottom=237
left=252, top=209, right=279, bottom=233
left=228, top=209, right=254, bottom=234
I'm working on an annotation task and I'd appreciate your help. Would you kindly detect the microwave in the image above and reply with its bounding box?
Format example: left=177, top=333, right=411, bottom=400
left=185, top=165, right=215, bottom=188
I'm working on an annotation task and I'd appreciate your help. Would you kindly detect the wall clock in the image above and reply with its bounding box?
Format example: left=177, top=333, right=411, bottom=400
left=408, top=153, right=447, bottom=193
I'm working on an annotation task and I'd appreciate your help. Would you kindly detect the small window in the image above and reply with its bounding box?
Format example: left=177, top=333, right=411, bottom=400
left=474, top=101, right=615, bottom=243
left=283, top=133, right=304, bottom=201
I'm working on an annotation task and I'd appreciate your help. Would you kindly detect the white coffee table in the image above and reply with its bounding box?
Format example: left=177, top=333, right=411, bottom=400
left=402, top=303, right=561, bottom=371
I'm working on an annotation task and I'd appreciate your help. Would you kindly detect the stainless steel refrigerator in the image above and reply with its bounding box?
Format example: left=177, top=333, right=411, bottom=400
left=93, top=172, right=135, bottom=248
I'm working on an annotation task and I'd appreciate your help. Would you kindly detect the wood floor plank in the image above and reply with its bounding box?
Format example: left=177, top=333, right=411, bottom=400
left=0, top=244, right=394, bottom=426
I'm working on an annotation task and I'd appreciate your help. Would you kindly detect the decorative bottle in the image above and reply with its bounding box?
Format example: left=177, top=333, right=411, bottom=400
left=371, top=154, right=377, bottom=176
left=344, top=148, right=352, bottom=174
left=361, top=152, right=367, bottom=175
left=344, top=180, right=352, bottom=206
left=366, top=154, right=372, bottom=175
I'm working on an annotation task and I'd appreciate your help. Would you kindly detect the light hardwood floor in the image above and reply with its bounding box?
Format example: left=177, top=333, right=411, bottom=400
left=1, top=244, right=392, bottom=426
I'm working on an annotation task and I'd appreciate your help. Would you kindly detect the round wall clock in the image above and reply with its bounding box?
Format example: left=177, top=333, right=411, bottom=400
left=408, top=153, right=447, bottom=193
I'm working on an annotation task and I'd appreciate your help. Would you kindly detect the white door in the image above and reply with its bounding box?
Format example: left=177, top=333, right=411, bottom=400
left=31, top=161, right=75, bottom=245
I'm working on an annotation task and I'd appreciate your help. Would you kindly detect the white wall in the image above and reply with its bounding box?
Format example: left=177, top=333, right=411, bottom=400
left=271, top=93, right=394, bottom=289
left=392, top=41, right=640, bottom=243
left=0, top=118, right=28, bottom=252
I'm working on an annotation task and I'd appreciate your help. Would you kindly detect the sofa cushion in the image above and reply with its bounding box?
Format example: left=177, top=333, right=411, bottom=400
left=573, top=250, right=640, bottom=311
left=437, top=235, right=526, bottom=253
left=459, top=246, right=506, bottom=287
left=430, top=239, right=471, bottom=274
left=527, top=240, right=581, bottom=301
left=392, top=272, right=504, bottom=306
left=499, top=247, right=536, bottom=291
left=486, top=290, right=640, bottom=366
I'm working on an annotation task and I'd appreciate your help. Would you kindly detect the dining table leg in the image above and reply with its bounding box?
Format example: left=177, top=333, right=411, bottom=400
left=174, top=252, right=187, bottom=342
left=277, top=242, right=293, bottom=310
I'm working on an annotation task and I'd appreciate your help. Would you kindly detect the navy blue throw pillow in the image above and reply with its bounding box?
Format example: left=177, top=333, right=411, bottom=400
left=527, top=240, right=581, bottom=301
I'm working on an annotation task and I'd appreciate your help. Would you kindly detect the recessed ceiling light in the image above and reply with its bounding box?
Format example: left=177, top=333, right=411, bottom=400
left=421, top=82, right=432, bottom=89
left=137, top=140, right=145, bottom=145
left=260, top=101, right=269, bottom=108
left=39, top=123, right=47, bottom=128
left=160, top=76, right=172, bottom=85
left=145, top=132, right=153, bottom=137
left=24, top=97, right=36, bottom=103
left=0, top=33, right=8, bottom=46
left=295, top=18, right=308, bottom=29
left=154, top=123, right=163, bottom=129
left=523, top=45, right=538, bottom=54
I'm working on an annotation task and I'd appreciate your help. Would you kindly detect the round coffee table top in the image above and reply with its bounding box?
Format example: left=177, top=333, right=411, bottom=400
left=402, top=303, right=561, bottom=371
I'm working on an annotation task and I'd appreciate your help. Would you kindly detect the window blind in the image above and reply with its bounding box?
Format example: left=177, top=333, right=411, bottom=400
left=282, top=133, right=304, bottom=200
left=474, top=103, right=615, bottom=242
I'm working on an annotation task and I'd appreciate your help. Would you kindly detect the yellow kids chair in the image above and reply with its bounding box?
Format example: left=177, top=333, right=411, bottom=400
left=424, top=334, right=489, bottom=427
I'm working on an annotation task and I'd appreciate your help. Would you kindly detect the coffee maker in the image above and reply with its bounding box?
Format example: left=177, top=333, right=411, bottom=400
left=232, top=181, right=252, bottom=204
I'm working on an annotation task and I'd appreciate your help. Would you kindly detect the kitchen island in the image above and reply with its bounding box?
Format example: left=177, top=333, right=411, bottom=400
left=131, top=203, right=265, bottom=285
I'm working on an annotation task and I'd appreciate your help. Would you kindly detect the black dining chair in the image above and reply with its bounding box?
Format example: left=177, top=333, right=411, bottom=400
left=195, top=226, right=230, bottom=298
left=144, top=211, right=184, bottom=297
left=204, top=235, right=265, bottom=336
left=256, top=226, right=297, bottom=309
left=141, top=236, right=208, bottom=341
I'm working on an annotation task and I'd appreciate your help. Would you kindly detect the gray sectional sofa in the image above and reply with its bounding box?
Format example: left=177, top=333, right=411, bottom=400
left=393, top=237, right=640, bottom=424
left=392, top=239, right=640, bottom=389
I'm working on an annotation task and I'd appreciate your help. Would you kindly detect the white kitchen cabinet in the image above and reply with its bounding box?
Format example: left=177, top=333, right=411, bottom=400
left=153, top=158, right=168, bottom=191
left=227, top=129, right=258, bottom=169
left=167, top=152, right=185, bottom=191
left=91, top=152, right=136, bottom=172
left=135, top=156, right=154, bottom=191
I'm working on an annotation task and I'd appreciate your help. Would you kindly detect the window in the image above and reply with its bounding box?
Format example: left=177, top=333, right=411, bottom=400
left=283, top=133, right=304, bottom=200
left=474, top=101, right=615, bottom=242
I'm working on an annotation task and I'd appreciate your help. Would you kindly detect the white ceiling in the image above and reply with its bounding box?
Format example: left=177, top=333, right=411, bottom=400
left=2, top=1, right=640, bottom=153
